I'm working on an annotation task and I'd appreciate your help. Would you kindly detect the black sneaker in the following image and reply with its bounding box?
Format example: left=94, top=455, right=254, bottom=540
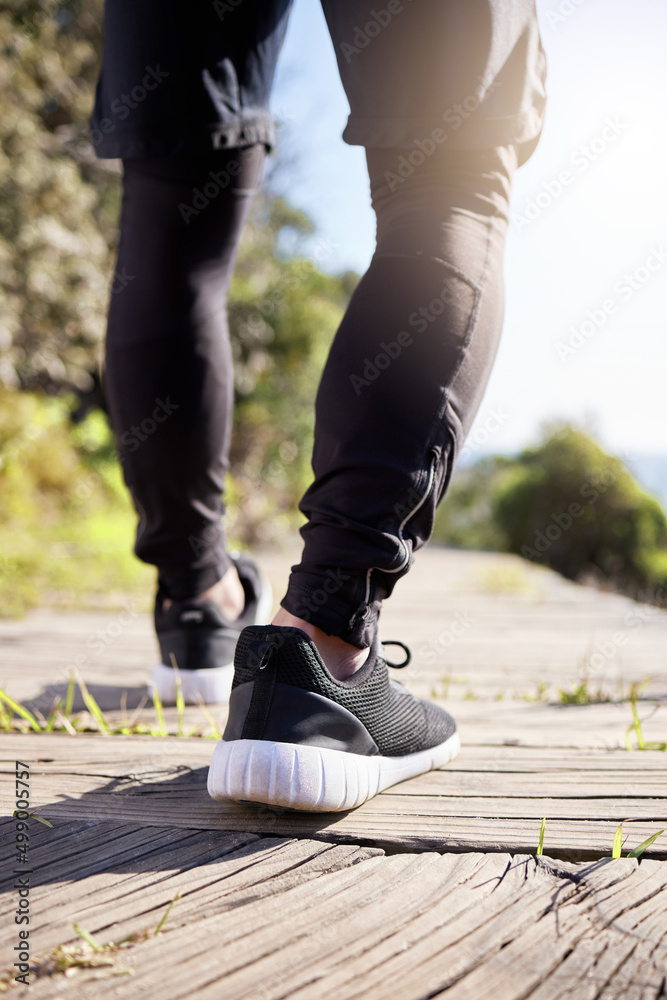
left=151, top=554, right=273, bottom=705
left=207, top=624, right=459, bottom=812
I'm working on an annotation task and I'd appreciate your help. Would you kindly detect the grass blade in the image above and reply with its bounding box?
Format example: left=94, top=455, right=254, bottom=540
left=0, top=689, right=42, bottom=732
left=536, top=817, right=546, bottom=856
left=612, top=822, right=624, bottom=859
left=195, top=697, right=221, bottom=739
left=627, top=829, right=665, bottom=858
left=30, top=812, right=53, bottom=828
left=45, top=700, right=63, bottom=732
left=56, top=710, right=77, bottom=736
left=72, top=923, right=103, bottom=952
left=64, top=671, right=76, bottom=719
left=170, top=654, right=185, bottom=738
left=0, top=698, right=11, bottom=730
left=126, top=694, right=148, bottom=730
left=155, top=889, right=181, bottom=934
left=33, top=814, right=53, bottom=828
left=630, top=694, right=645, bottom=750
left=12, top=809, right=53, bottom=828
left=76, top=674, right=110, bottom=734
left=150, top=684, right=167, bottom=737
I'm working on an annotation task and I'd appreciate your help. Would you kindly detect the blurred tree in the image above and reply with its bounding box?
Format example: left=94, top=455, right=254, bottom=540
left=226, top=195, right=354, bottom=543
left=0, top=0, right=117, bottom=402
left=0, top=0, right=360, bottom=545
left=430, top=455, right=510, bottom=552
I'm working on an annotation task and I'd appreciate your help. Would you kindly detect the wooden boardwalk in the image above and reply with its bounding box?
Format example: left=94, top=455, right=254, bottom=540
left=1, top=547, right=666, bottom=996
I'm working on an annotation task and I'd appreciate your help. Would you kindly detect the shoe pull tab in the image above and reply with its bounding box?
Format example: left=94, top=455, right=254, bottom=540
left=247, top=639, right=274, bottom=671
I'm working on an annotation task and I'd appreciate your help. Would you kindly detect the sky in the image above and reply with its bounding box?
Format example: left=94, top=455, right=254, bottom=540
left=268, top=0, right=667, bottom=473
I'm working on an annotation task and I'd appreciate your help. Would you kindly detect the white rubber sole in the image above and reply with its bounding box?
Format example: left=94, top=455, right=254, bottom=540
left=207, top=732, right=461, bottom=812
left=150, top=661, right=234, bottom=705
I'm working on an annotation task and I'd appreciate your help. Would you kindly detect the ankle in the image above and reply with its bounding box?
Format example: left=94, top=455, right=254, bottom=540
left=271, top=607, right=368, bottom=680
left=162, top=563, right=245, bottom=621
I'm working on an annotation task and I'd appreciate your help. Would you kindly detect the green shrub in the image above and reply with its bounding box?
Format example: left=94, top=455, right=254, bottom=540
left=0, top=2, right=360, bottom=589
left=431, top=456, right=510, bottom=551
left=0, top=386, right=151, bottom=616
left=434, top=423, right=667, bottom=606
left=494, top=425, right=667, bottom=601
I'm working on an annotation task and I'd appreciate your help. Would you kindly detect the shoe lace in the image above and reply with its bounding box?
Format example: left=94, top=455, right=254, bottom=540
left=380, top=640, right=411, bottom=669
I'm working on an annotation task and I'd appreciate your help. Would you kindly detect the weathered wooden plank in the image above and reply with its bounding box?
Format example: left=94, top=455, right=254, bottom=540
left=4, top=821, right=666, bottom=1000
left=7, top=759, right=667, bottom=797
left=283, top=857, right=638, bottom=1000
left=69, top=852, right=487, bottom=1000
left=598, top=900, right=667, bottom=1000
left=526, top=869, right=667, bottom=1000
left=0, top=828, right=263, bottom=946
left=0, top=823, right=212, bottom=893
left=11, top=774, right=667, bottom=857
left=0, top=732, right=214, bottom=767
left=16, top=766, right=667, bottom=820
left=5, top=732, right=667, bottom=770
left=2, top=732, right=666, bottom=860
left=430, top=858, right=667, bottom=1000
left=380, top=768, right=667, bottom=796
left=1, top=828, right=379, bottom=961
left=447, top=744, right=667, bottom=770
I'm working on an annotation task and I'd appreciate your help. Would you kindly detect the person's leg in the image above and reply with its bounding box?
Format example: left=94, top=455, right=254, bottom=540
left=277, top=143, right=518, bottom=673
left=212, top=2, right=547, bottom=809
left=105, top=147, right=266, bottom=607
left=272, top=0, right=546, bottom=672
left=104, top=149, right=278, bottom=703
left=212, top=145, right=518, bottom=807
left=92, top=0, right=293, bottom=700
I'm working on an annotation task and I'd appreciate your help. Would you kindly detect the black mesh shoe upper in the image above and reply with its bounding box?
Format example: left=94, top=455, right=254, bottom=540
left=154, top=554, right=267, bottom=671
left=232, top=625, right=456, bottom=757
